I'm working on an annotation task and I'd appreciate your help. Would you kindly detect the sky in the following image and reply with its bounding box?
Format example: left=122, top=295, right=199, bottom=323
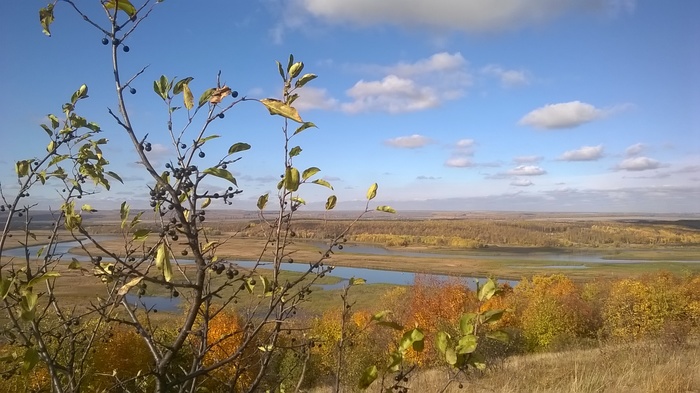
left=0, top=0, right=699, bottom=213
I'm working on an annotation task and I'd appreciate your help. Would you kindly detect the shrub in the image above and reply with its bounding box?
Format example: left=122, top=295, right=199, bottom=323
left=514, top=274, right=595, bottom=351
left=603, top=272, right=688, bottom=340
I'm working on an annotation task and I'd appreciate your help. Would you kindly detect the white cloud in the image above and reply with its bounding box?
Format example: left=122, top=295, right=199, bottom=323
left=510, top=178, right=534, bottom=187
left=481, top=65, right=530, bottom=88
left=445, top=157, right=474, bottom=168
left=417, top=175, right=442, bottom=180
left=341, top=53, right=471, bottom=114
left=384, top=134, right=433, bottom=149
left=559, top=145, right=604, bottom=161
left=341, top=75, right=440, bottom=114
left=389, top=52, right=467, bottom=77
left=625, top=142, right=646, bottom=157
left=507, top=165, right=547, bottom=176
left=514, top=155, right=543, bottom=164
left=294, top=87, right=339, bottom=111
left=615, top=156, right=663, bottom=171
left=455, top=139, right=475, bottom=148
left=298, top=0, right=635, bottom=33
left=519, top=101, right=610, bottom=129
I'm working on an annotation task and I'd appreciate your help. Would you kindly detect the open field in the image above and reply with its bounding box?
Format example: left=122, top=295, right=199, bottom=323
left=325, top=340, right=700, bottom=393
left=2, top=212, right=700, bottom=391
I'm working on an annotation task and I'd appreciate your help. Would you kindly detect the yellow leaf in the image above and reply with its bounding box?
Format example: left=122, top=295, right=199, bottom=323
left=155, top=243, right=172, bottom=282
left=103, top=0, right=137, bottom=17
left=183, top=83, right=194, bottom=110
left=260, top=98, right=303, bottom=123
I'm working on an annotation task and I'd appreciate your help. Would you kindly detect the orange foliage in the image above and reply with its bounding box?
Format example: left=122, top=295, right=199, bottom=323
left=201, top=311, right=256, bottom=389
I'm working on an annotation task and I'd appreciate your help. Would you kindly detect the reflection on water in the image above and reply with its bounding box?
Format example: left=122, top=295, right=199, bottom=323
left=3, top=240, right=517, bottom=289
left=124, top=294, right=181, bottom=312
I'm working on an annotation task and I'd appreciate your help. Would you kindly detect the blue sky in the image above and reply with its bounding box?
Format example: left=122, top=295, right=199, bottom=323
left=1, top=1, right=698, bottom=213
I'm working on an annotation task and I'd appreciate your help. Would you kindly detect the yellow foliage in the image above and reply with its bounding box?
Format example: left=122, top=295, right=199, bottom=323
left=515, top=274, right=594, bottom=350
left=603, top=273, right=689, bottom=339
left=91, top=325, right=153, bottom=389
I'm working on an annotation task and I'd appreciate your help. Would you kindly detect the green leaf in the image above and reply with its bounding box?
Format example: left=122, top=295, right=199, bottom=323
left=199, top=135, right=220, bottom=144
left=81, top=204, right=95, bottom=212
left=293, top=122, right=316, bottom=135
left=349, top=277, right=366, bottom=286
left=387, top=351, right=403, bottom=372
left=358, top=365, right=378, bottom=390
left=287, top=54, right=295, bottom=74
left=295, top=73, right=318, bottom=88
left=260, top=275, right=273, bottom=297
left=481, top=309, right=505, bottom=324
left=48, top=154, right=68, bottom=167
left=26, top=272, right=60, bottom=289
left=289, top=146, right=302, bottom=157
left=478, top=278, right=497, bottom=302
left=133, top=229, right=150, bottom=241
left=260, top=98, right=303, bottom=123
left=302, top=167, right=320, bottom=181
left=289, top=62, right=304, bottom=78
left=173, top=77, right=194, bottom=95
left=39, top=5, right=55, bottom=36
left=445, top=347, right=457, bottom=366
left=155, top=243, right=172, bottom=282
left=468, top=352, right=487, bottom=370
left=153, top=75, right=169, bottom=100
left=48, top=114, right=60, bottom=129
left=22, top=348, right=39, bottom=373
left=201, top=198, right=211, bottom=209
left=106, top=171, right=123, bottom=184
left=459, top=313, right=476, bottom=335
left=376, top=205, right=396, bottom=214
left=366, top=183, right=378, bottom=201
left=399, top=328, right=424, bottom=352
left=0, top=277, right=13, bottom=300
left=15, top=160, right=31, bottom=177
left=486, top=330, right=509, bottom=343
left=257, top=193, right=269, bottom=210
left=312, top=179, right=333, bottom=190
left=284, top=167, right=300, bottom=192
left=130, top=211, right=143, bottom=228
left=276, top=61, right=285, bottom=81
left=436, top=331, right=449, bottom=354
left=244, top=278, right=255, bottom=294
left=68, top=259, right=82, bottom=270
left=377, top=321, right=403, bottom=330
left=291, top=196, right=306, bottom=205
left=120, top=201, right=130, bottom=229
left=456, top=334, right=477, bottom=354
left=103, top=0, right=137, bottom=17
left=117, top=277, right=144, bottom=296
left=198, top=88, right=215, bottom=107
left=70, top=84, right=88, bottom=105
left=20, top=291, right=38, bottom=321
left=228, top=142, right=251, bottom=155
left=40, top=124, right=53, bottom=136
left=372, top=310, right=389, bottom=321
left=325, top=195, right=337, bottom=211
left=203, top=167, right=238, bottom=186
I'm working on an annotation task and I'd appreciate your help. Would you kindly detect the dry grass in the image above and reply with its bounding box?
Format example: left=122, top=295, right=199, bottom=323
left=307, top=340, right=700, bottom=393
left=407, top=341, right=699, bottom=393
